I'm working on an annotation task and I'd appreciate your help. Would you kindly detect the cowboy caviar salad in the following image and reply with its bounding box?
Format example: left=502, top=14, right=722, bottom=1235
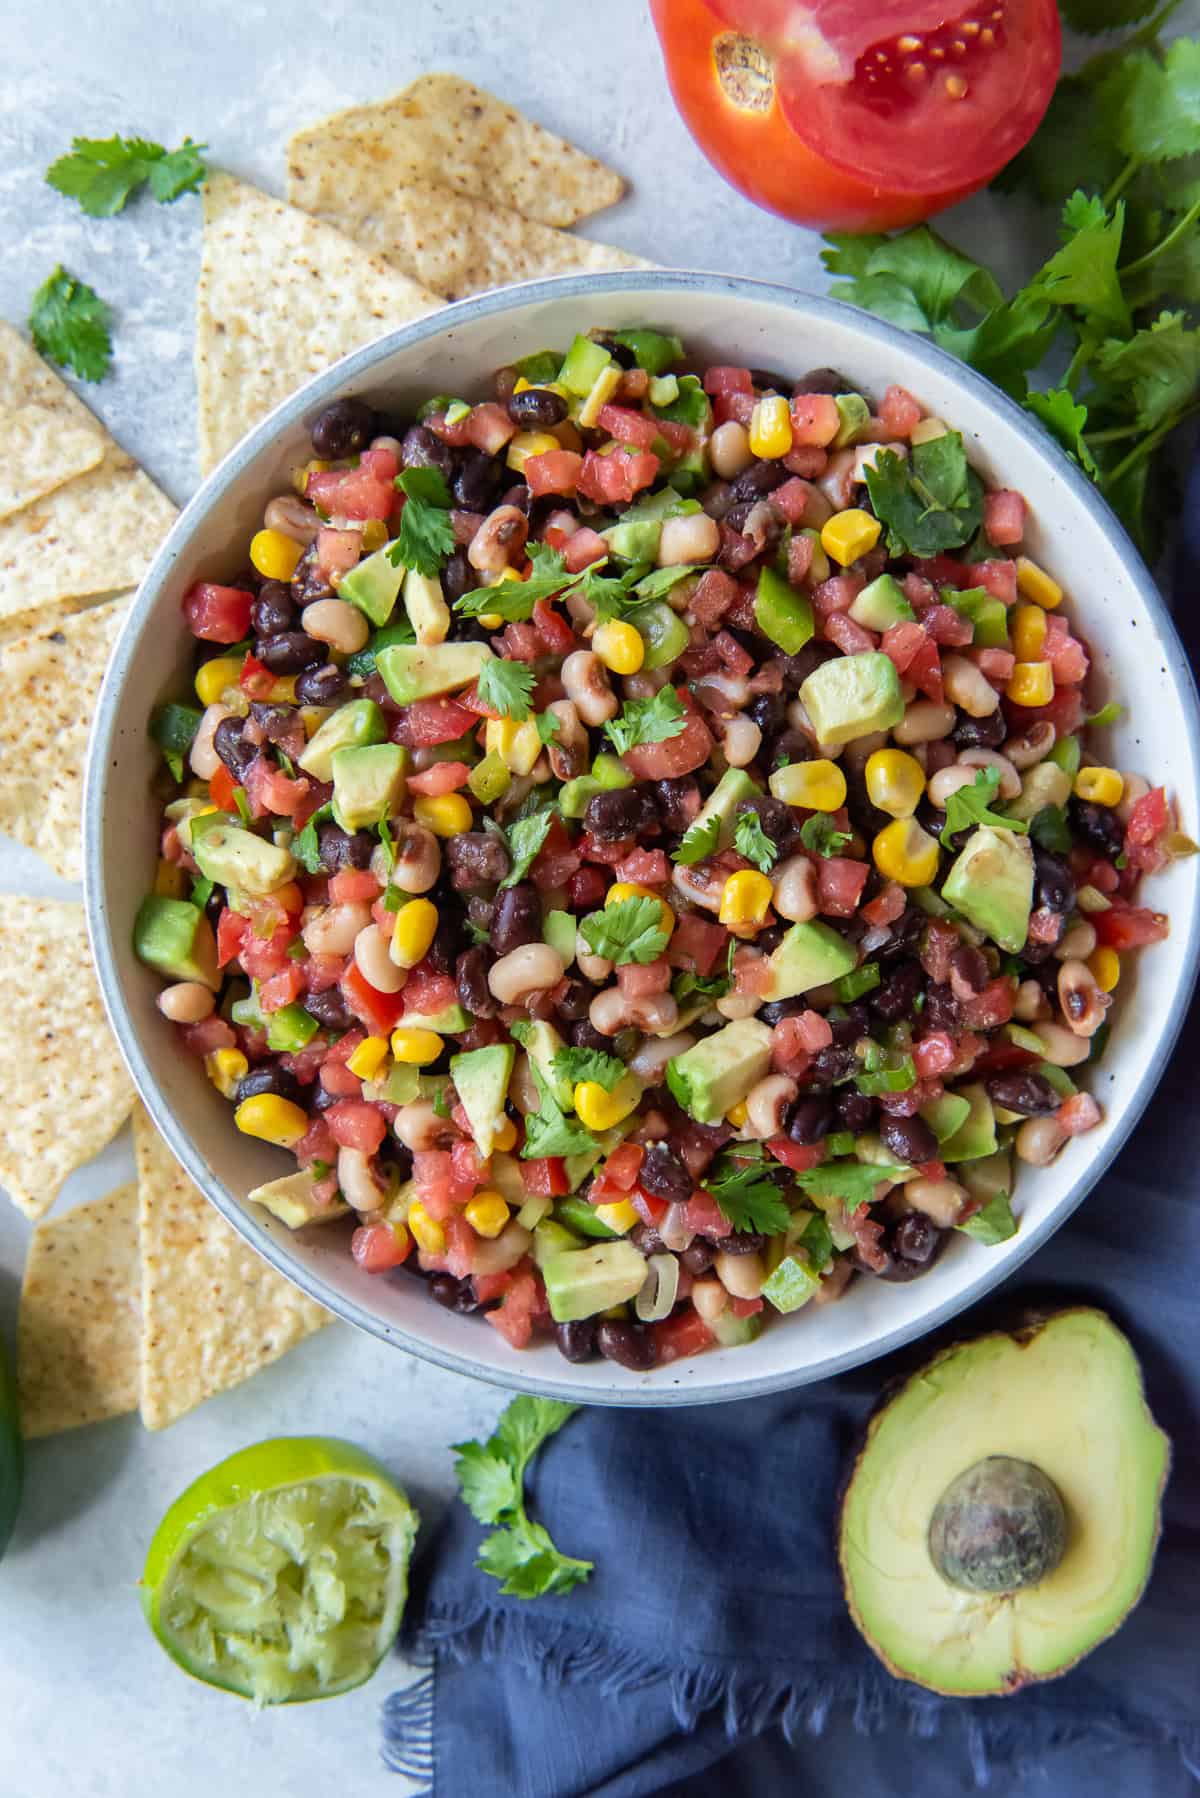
left=136, top=327, right=1184, bottom=1370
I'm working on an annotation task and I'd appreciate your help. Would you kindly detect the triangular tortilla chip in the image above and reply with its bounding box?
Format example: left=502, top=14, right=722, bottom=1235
left=0, top=898, right=136, bottom=1219
left=0, top=451, right=176, bottom=640
left=18, top=1183, right=141, bottom=1437
left=0, top=320, right=100, bottom=431
left=288, top=75, right=624, bottom=228
left=0, top=596, right=129, bottom=881
left=0, top=403, right=105, bottom=523
left=132, top=1106, right=331, bottom=1431
left=195, top=174, right=443, bottom=475
left=293, top=181, right=652, bottom=302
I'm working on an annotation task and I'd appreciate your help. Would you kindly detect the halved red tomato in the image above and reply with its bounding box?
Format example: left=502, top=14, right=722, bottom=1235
left=650, top=0, right=1061, bottom=232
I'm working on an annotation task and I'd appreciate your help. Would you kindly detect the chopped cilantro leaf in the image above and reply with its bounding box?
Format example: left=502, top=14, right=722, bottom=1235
left=673, top=811, right=721, bottom=866
left=477, top=656, right=535, bottom=721
left=499, top=806, right=555, bottom=889
left=454, top=542, right=573, bottom=620
left=551, top=1047, right=626, bottom=1092
left=29, top=266, right=113, bottom=381
left=794, top=1162, right=892, bottom=1208
left=706, top=1157, right=791, bottom=1235
left=734, top=811, right=779, bottom=873
left=534, top=711, right=560, bottom=747
left=942, top=767, right=1029, bottom=843
left=579, top=896, right=669, bottom=966
left=521, top=1064, right=600, bottom=1159
left=864, top=434, right=985, bottom=559
left=800, top=815, right=852, bottom=858
left=389, top=467, right=456, bottom=577
left=603, top=686, right=686, bottom=756
left=294, top=803, right=333, bottom=874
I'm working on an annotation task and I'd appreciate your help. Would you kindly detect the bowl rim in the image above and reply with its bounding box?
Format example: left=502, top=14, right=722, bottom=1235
left=84, top=268, right=1200, bottom=1405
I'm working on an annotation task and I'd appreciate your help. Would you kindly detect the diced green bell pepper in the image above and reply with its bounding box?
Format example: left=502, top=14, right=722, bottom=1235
left=755, top=566, right=815, bottom=655
left=266, top=1004, right=320, bottom=1053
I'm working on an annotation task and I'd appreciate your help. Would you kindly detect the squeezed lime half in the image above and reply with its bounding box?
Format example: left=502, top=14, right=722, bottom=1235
left=141, top=1437, right=419, bottom=1703
left=0, top=1334, right=21, bottom=1565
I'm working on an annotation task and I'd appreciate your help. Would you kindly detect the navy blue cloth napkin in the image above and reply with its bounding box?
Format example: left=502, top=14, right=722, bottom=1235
left=383, top=480, right=1200, bottom=1797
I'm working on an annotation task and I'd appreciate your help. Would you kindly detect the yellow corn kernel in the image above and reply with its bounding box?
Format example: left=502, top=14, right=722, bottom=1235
left=346, top=1035, right=390, bottom=1082
left=725, top=1101, right=749, bottom=1128
left=1006, top=661, right=1055, bottom=708
left=506, top=430, right=560, bottom=473
left=407, top=1200, right=446, bottom=1256
left=234, top=1093, right=309, bottom=1146
left=413, top=792, right=474, bottom=837
left=769, top=758, right=847, bottom=812
left=1074, top=766, right=1124, bottom=808
left=484, top=716, right=542, bottom=777
left=872, top=817, right=941, bottom=888
left=1011, top=603, right=1047, bottom=662
left=578, top=362, right=623, bottom=428
left=153, top=857, right=187, bottom=899
left=206, top=1047, right=248, bottom=1100
left=1015, top=556, right=1062, bottom=610
left=574, top=1073, right=642, bottom=1132
left=593, top=619, right=644, bottom=676
left=292, top=457, right=330, bottom=495
left=465, top=1190, right=511, bottom=1239
left=389, top=896, right=439, bottom=970
left=492, top=1115, right=518, bottom=1153
left=250, top=528, right=304, bottom=583
left=195, top=655, right=244, bottom=707
left=478, top=614, right=504, bottom=630
left=605, top=881, right=675, bottom=939
left=748, top=394, right=793, bottom=460
left=719, top=868, right=774, bottom=926
left=594, top=1198, right=640, bottom=1235
left=1088, top=947, right=1120, bottom=993
left=864, top=748, right=926, bottom=820
left=513, top=377, right=568, bottom=400
left=389, top=1027, right=444, bottom=1066
left=270, top=676, right=299, bottom=705
left=360, top=517, right=388, bottom=553
left=820, top=508, right=882, bottom=568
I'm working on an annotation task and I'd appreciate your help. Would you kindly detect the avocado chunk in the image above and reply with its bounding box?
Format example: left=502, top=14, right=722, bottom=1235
left=338, top=546, right=405, bottom=627
left=248, top=1169, right=350, bottom=1230
left=942, top=826, right=1034, bottom=953
left=543, top=909, right=576, bottom=966
left=939, top=1082, right=997, bottom=1163
left=1005, top=760, right=1073, bottom=824
left=833, top=392, right=870, bottom=446
left=514, top=1019, right=573, bottom=1109
left=920, top=1092, right=971, bottom=1145
left=848, top=573, right=915, bottom=631
left=134, top=896, right=219, bottom=989
left=602, top=517, right=663, bottom=564
left=558, top=333, right=613, bottom=397
left=403, top=1001, right=472, bottom=1034
left=376, top=642, right=491, bottom=706
left=403, top=567, right=450, bottom=646
left=763, top=920, right=858, bottom=1002
left=541, top=1240, right=648, bottom=1322
left=709, top=1307, right=763, bottom=1347
left=331, top=743, right=406, bottom=832
left=532, top=1217, right=584, bottom=1267
left=838, top=1308, right=1170, bottom=1696
left=450, top=1043, right=515, bottom=1160
left=192, top=825, right=297, bottom=898
left=665, top=1017, right=773, bottom=1124
left=679, top=766, right=761, bottom=856
left=761, top=1254, right=821, bottom=1314
left=298, top=697, right=385, bottom=782
left=799, top=652, right=904, bottom=748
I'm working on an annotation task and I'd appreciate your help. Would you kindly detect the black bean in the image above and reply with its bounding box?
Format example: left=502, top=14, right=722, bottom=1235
left=312, top=1083, right=339, bottom=1111
left=400, top=423, right=454, bottom=478
left=950, top=944, right=989, bottom=994
left=638, top=1143, right=694, bottom=1207
left=844, top=768, right=892, bottom=842
left=985, top=1071, right=1062, bottom=1116
left=256, top=631, right=328, bottom=674
left=593, top=335, right=638, bottom=369
left=769, top=730, right=814, bottom=771
left=452, top=449, right=503, bottom=512
left=584, top=787, right=654, bottom=843
left=879, top=1113, right=938, bottom=1165
left=787, top=1094, right=834, bottom=1143
left=304, top=987, right=353, bottom=1032
left=507, top=387, right=569, bottom=429
left=716, top=1229, right=766, bottom=1255
left=429, top=1273, right=481, bottom=1314
left=456, top=946, right=500, bottom=1019
left=758, top=996, right=810, bottom=1028
left=808, top=1045, right=858, bottom=1086
left=734, top=794, right=802, bottom=854
left=556, top=978, right=596, bottom=1021
left=213, top=716, right=257, bottom=783
left=835, top=1087, right=875, bottom=1134
left=235, top=1065, right=302, bottom=1106
left=869, top=960, right=923, bottom=1022
left=555, top=1319, right=599, bottom=1363
left=250, top=581, right=297, bottom=638
left=569, top=1018, right=614, bottom=1055
left=596, top=1319, right=659, bottom=1371
left=442, top=546, right=477, bottom=606
left=310, top=397, right=376, bottom=459
left=490, top=883, right=543, bottom=956
left=953, top=708, right=1007, bottom=750
left=1034, top=851, right=1075, bottom=913
left=630, top=1222, right=667, bottom=1256
left=427, top=915, right=463, bottom=976
left=757, top=924, right=788, bottom=956
left=502, top=482, right=533, bottom=516
left=795, top=366, right=855, bottom=396
left=317, top=822, right=374, bottom=872
left=250, top=701, right=299, bottom=744
left=923, top=983, right=961, bottom=1033
left=730, top=461, right=788, bottom=500
left=828, top=1003, right=870, bottom=1047
left=445, top=832, right=510, bottom=890
left=746, top=691, right=786, bottom=738
left=1068, top=798, right=1123, bottom=859
left=653, top=777, right=701, bottom=833
left=295, top=661, right=348, bottom=707
left=681, top=1240, right=715, bottom=1276
left=879, top=1216, right=947, bottom=1282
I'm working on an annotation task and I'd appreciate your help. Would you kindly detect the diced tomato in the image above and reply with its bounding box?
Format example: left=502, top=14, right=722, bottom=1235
left=326, top=1100, right=387, bottom=1155
left=238, top=654, right=276, bottom=701
left=525, top=449, right=583, bottom=497
left=984, top=490, right=1026, bottom=546
left=484, top=1268, right=541, bottom=1350
left=495, top=621, right=545, bottom=662
left=959, top=976, right=1016, bottom=1030
left=1058, top=1092, right=1102, bottom=1136
left=392, top=697, right=479, bottom=747
left=776, top=1011, right=834, bottom=1061
left=708, top=630, right=754, bottom=678
left=817, top=857, right=869, bottom=917
left=319, top=1060, right=363, bottom=1099
left=1126, top=786, right=1168, bottom=847
left=402, top=965, right=457, bottom=1016
left=352, top=1222, right=411, bottom=1273
left=341, top=962, right=407, bottom=1036
left=972, top=647, right=1016, bottom=684
left=412, top=1150, right=475, bottom=1221
left=240, top=920, right=297, bottom=981
left=576, top=448, right=660, bottom=505
left=598, top=1144, right=645, bottom=1195
left=216, top=908, right=250, bottom=968
left=880, top=619, right=926, bottom=673
left=729, top=1295, right=764, bottom=1318
left=789, top=393, right=840, bottom=446
left=244, top=756, right=311, bottom=820
left=879, top=385, right=923, bottom=440
left=913, top=1032, right=956, bottom=1078
left=180, top=1016, right=236, bottom=1056
left=615, top=848, right=670, bottom=886
left=685, top=1189, right=732, bottom=1238
left=656, top=418, right=696, bottom=455
left=861, top=882, right=907, bottom=928
left=258, top=964, right=304, bottom=1013
left=473, top=1269, right=513, bottom=1304
left=617, top=958, right=673, bottom=999
left=566, top=864, right=608, bottom=912
left=714, top=388, right=759, bottom=425
left=520, top=1157, right=569, bottom=1198
left=304, top=952, right=346, bottom=994
left=295, top=1115, right=336, bottom=1169
left=183, top=582, right=253, bottom=644
left=668, top=911, right=728, bottom=976
left=823, top=612, right=877, bottom=656
left=845, top=1204, right=888, bottom=1272
left=767, top=1136, right=827, bottom=1173
left=732, top=947, right=775, bottom=998
left=307, top=451, right=397, bottom=522
left=328, top=869, right=381, bottom=905
left=451, top=1138, right=489, bottom=1191
left=596, top=403, right=660, bottom=449
left=703, top=365, right=752, bottom=396
left=654, top=1309, right=716, bottom=1364
left=562, top=526, right=609, bottom=572
left=769, top=477, right=811, bottom=526
left=405, top=760, right=472, bottom=796
left=532, top=598, right=576, bottom=655
left=973, top=560, right=1018, bottom=606
left=1048, top=634, right=1088, bottom=686
left=209, top=762, right=240, bottom=813
left=464, top=402, right=517, bottom=455
left=924, top=605, right=974, bottom=648
left=533, top=820, right=586, bottom=890
left=315, top=527, right=362, bottom=585
left=622, top=708, right=713, bottom=780
left=920, top=920, right=960, bottom=984
left=1092, top=903, right=1169, bottom=951
left=782, top=445, right=828, bottom=480
left=812, top=572, right=863, bottom=616
left=443, top=1214, right=477, bottom=1280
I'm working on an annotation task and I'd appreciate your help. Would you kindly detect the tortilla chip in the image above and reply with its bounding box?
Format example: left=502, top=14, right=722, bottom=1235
left=17, top=1183, right=141, bottom=1437
left=132, top=1106, right=332, bottom=1431
left=288, top=75, right=624, bottom=228
left=0, top=598, right=129, bottom=882
left=294, top=181, right=651, bottom=302
left=195, top=174, right=443, bottom=475
left=0, top=898, right=136, bottom=1219
left=0, top=403, right=106, bottom=523
left=0, top=451, right=176, bottom=641
left=0, top=320, right=100, bottom=432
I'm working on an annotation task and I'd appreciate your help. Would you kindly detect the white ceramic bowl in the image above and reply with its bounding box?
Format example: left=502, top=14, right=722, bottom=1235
left=85, top=273, right=1200, bottom=1404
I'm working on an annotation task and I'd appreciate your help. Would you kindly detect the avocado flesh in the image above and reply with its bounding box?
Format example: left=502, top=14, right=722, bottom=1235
left=838, top=1308, right=1170, bottom=1696
left=665, top=1017, right=772, bottom=1124
left=192, top=825, right=296, bottom=898
left=942, top=827, right=1034, bottom=955
left=449, top=1043, right=515, bottom=1160
left=338, top=546, right=405, bottom=627
left=248, top=1169, right=350, bottom=1229
left=541, top=1241, right=647, bottom=1322
left=331, top=743, right=406, bottom=832
left=298, top=697, right=384, bottom=781
left=763, top=920, right=858, bottom=1002
left=799, top=651, right=903, bottom=748
left=685, top=766, right=761, bottom=853
left=376, top=642, right=491, bottom=705
left=134, top=896, right=219, bottom=988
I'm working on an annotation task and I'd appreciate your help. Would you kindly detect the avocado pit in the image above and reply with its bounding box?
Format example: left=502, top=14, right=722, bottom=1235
left=929, top=1454, right=1067, bottom=1595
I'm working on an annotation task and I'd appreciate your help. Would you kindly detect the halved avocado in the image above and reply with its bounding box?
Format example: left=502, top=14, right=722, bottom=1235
left=838, top=1308, right=1169, bottom=1696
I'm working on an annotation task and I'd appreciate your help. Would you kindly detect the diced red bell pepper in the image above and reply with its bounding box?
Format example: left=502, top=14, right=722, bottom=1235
left=520, top=1157, right=569, bottom=1197
left=239, top=654, right=276, bottom=701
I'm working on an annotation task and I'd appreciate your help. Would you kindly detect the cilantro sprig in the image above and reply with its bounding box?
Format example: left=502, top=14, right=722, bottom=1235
left=673, top=811, right=720, bottom=866
left=941, top=767, right=1029, bottom=844
left=498, top=804, right=556, bottom=889
left=863, top=433, right=984, bottom=559
left=454, top=541, right=574, bottom=619
left=579, top=896, right=669, bottom=965
left=520, top=1063, right=600, bottom=1160
left=733, top=810, right=779, bottom=873
left=800, top=815, right=852, bottom=858
left=551, top=1046, right=626, bottom=1092
left=477, top=656, right=535, bottom=721
left=603, top=687, right=687, bottom=756
left=705, top=1156, right=792, bottom=1236
left=28, top=266, right=113, bottom=382
left=389, top=468, right=456, bottom=577
left=46, top=134, right=207, bottom=216
left=453, top=1396, right=592, bottom=1599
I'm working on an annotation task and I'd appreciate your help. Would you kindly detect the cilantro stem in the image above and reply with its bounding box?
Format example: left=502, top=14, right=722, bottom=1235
left=1084, top=422, right=1143, bottom=446
left=1101, top=159, right=1139, bottom=211
left=1120, top=195, right=1200, bottom=279
left=1101, top=401, right=1200, bottom=490
left=1063, top=343, right=1092, bottom=395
